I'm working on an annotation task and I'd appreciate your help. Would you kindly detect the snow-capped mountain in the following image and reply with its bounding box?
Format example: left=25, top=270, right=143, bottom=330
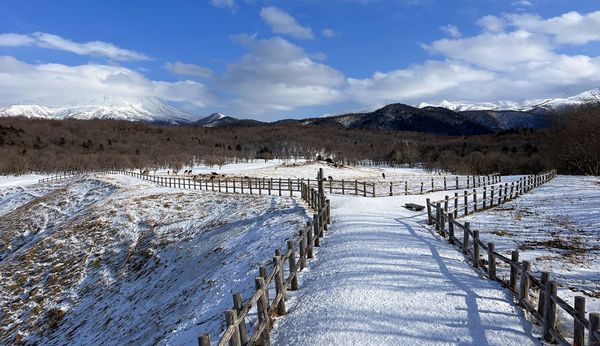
left=418, top=89, right=597, bottom=112
left=0, top=98, right=200, bottom=124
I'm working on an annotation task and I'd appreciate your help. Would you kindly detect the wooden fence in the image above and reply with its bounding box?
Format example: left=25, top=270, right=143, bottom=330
left=108, top=171, right=500, bottom=198
left=427, top=171, right=600, bottom=345
left=198, top=170, right=331, bottom=346
left=38, top=172, right=82, bottom=183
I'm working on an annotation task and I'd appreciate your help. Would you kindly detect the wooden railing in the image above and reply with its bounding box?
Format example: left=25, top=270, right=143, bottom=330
left=38, top=172, right=82, bottom=183
left=427, top=170, right=600, bottom=345
left=198, top=178, right=331, bottom=346
left=107, top=171, right=500, bottom=198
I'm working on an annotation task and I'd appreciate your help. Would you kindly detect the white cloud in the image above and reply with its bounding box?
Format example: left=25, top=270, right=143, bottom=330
left=346, top=10, right=600, bottom=107
left=0, top=56, right=212, bottom=108
left=210, top=0, right=237, bottom=10
left=440, top=25, right=461, bottom=38
left=165, top=61, right=213, bottom=79
left=506, top=10, right=600, bottom=45
left=476, top=15, right=504, bottom=32
left=424, top=30, right=554, bottom=71
left=260, top=7, right=314, bottom=40
left=222, top=35, right=344, bottom=113
left=322, top=28, right=338, bottom=38
left=0, top=32, right=149, bottom=61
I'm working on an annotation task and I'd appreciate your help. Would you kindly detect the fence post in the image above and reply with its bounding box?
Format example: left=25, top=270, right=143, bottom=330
left=313, top=214, right=320, bottom=247
left=574, top=296, right=585, bottom=346
left=426, top=199, right=432, bottom=225
left=448, top=213, right=454, bottom=244
left=287, top=240, right=298, bottom=290
left=543, top=280, right=557, bottom=342
left=342, top=179, right=345, bottom=194
left=420, top=181, right=424, bottom=194
left=463, top=222, right=471, bottom=256
left=225, top=309, right=241, bottom=346
left=510, top=251, right=519, bottom=292
left=233, top=293, right=249, bottom=344
left=453, top=193, right=458, bottom=219
left=473, top=189, right=478, bottom=211
left=435, top=202, right=442, bottom=231
left=405, top=181, right=408, bottom=195
left=590, top=313, right=600, bottom=346
left=444, top=177, right=447, bottom=190
left=299, top=230, right=307, bottom=269
left=274, top=255, right=286, bottom=315
left=456, top=176, right=459, bottom=189
left=255, top=277, right=271, bottom=344
left=519, top=261, right=531, bottom=306
left=483, top=187, right=487, bottom=209
left=306, top=222, right=314, bottom=259
left=473, top=231, right=480, bottom=268
left=538, top=272, right=550, bottom=317
left=355, top=180, right=358, bottom=195
left=198, top=334, right=211, bottom=346
left=390, top=182, right=393, bottom=196
left=488, top=242, right=496, bottom=280
left=463, top=191, right=468, bottom=215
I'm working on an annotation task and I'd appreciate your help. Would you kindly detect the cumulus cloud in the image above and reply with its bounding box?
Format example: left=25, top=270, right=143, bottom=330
left=440, top=25, right=461, bottom=38
left=222, top=35, right=344, bottom=113
left=346, top=10, right=600, bottom=107
left=260, top=7, right=314, bottom=40
left=165, top=61, right=214, bottom=79
left=0, top=32, right=149, bottom=61
left=0, top=56, right=212, bottom=107
left=506, top=10, right=600, bottom=45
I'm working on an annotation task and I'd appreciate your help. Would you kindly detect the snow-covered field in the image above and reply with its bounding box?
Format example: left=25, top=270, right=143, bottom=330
left=0, top=173, right=308, bottom=345
left=462, top=175, right=600, bottom=338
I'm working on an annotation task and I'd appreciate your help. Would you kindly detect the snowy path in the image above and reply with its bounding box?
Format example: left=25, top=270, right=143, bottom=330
left=272, top=194, right=539, bottom=345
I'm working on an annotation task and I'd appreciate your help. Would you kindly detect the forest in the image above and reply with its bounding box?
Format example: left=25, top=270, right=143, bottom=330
left=0, top=102, right=598, bottom=176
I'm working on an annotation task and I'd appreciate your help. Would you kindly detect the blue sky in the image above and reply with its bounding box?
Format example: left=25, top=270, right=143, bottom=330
left=0, top=0, right=599, bottom=120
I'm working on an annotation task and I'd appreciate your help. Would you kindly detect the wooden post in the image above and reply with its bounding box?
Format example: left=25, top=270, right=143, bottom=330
left=444, top=196, right=449, bottom=215
left=574, top=296, right=585, bottom=346
left=490, top=186, right=494, bottom=207
left=279, top=178, right=282, bottom=196
left=456, top=176, right=459, bottom=189
left=519, top=261, right=531, bottom=306
left=488, top=242, right=496, bottom=280
left=269, top=178, right=272, bottom=195
left=372, top=183, right=375, bottom=197
left=342, top=179, right=345, bottom=194
left=355, top=180, right=358, bottom=195
left=444, top=177, right=447, bottom=190
left=483, top=187, right=487, bottom=209
left=463, top=191, right=468, bottom=215
left=405, top=181, right=408, bottom=195
left=313, top=214, right=320, bottom=247
left=233, top=293, right=249, bottom=344
left=389, top=182, right=393, bottom=196
left=307, top=222, right=314, bottom=259
left=426, top=198, right=433, bottom=225
left=538, top=272, right=550, bottom=317
left=510, top=251, right=519, bottom=292
left=463, top=222, right=471, bottom=255
left=454, top=193, right=458, bottom=219
left=363, top=181, right=367, bottom=197
left=289, top=178, right=292, bottom=196
left=225, top=309, right=241, bottom=346
left=274, top=255, right=286, bottom=315
left=473, top=231, right=480, bottom=268
left=543, top=280, right=557, bottom=342
left=435, top=202, right=442, bottom=231
left=255, top=277, right=271, bottom=344
left=287, top=240, right=298, bottom=290
left=503, top=183, right=508, bottom=202
left=473, top=189, right=478, bottom=211
left=448, top=213, right=455, bottom=244
left=299, top=230, right=307, bottom=269
left=590, top=313, right=600, bottom=346
left=198, top=333, right=211, bottom=346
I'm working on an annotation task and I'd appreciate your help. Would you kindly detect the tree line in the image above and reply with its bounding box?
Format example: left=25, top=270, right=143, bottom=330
left=0, top=100, right=598, bottom=176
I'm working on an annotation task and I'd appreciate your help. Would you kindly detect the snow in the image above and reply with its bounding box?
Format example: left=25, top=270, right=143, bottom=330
left=0, top=98, right=199, bottom=124
left=0, top=173, right=309, bottom=345
left=461, top=175, right=600, bottom=338
left=271, top=192, right=539, bottom=345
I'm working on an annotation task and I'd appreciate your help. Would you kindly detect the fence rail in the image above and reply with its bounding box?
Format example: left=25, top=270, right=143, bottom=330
left=427, top=170, right=600, bottom=345
left=194, top=169, right=331, bottom=346
left=38, top=172, right=82, bottom=183
left=107, top=171, right=501, bottom=198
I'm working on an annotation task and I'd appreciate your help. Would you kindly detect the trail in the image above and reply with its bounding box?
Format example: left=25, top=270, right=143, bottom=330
left=272, top=194, right=540, bottom=345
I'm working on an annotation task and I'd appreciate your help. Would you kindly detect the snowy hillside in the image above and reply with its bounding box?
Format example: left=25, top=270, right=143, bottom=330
left=0, top=174, right=308, bottom=345
left=0, top=98, right=200, bottom=124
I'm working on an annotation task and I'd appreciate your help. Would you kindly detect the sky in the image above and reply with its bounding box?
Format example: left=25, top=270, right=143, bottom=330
left=0, top=0, right=599, bottom=120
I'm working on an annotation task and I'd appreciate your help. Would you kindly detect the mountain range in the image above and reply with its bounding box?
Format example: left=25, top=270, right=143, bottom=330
left=0, top=89, right=595, bottom=135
